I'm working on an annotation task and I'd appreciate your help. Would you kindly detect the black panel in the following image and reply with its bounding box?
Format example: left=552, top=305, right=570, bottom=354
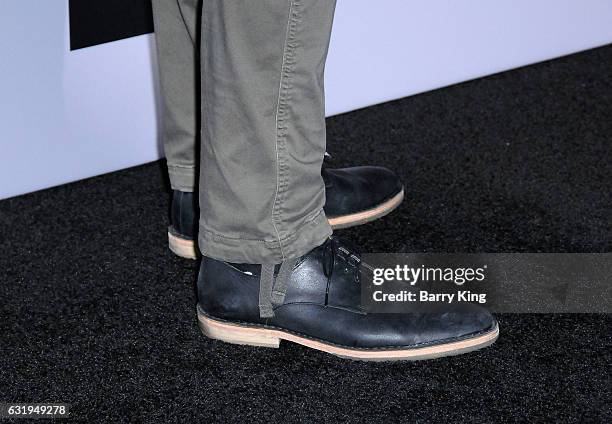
left=69, top=0, right=154, bottom=50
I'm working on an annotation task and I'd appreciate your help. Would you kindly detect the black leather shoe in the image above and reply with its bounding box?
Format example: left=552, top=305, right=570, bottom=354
left=323, top=165, right=403, bottom=229
left=167, top=190, right=199, bottom=259
left=168, top=163, right=404, bottom=259
left=196, top=236, right=499, bottom=360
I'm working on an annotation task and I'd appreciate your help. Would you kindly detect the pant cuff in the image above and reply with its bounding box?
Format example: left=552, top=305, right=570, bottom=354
left=167, top=164, right=196, bottom=192
left=198, top=209, right=333, bottom=264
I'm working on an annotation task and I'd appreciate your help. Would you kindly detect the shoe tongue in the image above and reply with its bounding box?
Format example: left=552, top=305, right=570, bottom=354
left=319, top=237, right=336, bottom=277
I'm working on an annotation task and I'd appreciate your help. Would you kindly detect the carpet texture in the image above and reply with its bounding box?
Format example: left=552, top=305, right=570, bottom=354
left=1, top=45, right=611, bottom=422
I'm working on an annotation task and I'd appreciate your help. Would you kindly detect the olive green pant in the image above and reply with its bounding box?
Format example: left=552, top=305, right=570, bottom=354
left=151, top=0, right=336, bottom=263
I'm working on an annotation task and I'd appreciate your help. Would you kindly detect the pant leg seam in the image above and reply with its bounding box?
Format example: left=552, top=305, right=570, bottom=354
left=199, top=207, right=326, bottom=244
left=176, top=0, right=196, bottom=45
left=272, top=0, right=302, bottom=260
left=167, top=164, right=196, bottom=192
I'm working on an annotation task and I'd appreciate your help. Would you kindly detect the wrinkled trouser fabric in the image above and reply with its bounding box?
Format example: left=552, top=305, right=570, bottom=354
left=152, top=0, right=336, bottom=263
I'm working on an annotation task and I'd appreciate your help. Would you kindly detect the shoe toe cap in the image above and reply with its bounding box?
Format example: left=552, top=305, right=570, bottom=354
left=363, top=303, right=497, bottom=349
left=434, top=304, right=497, bottom=343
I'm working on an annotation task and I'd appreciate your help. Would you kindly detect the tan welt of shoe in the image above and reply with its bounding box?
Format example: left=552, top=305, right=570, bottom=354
left=168, top=230, right=199, bottom=260
left=327, top=189, right=404, bottom=230
left=169, top=189, right=404, bottom=260
left=197, top=309, right=499, bottom=361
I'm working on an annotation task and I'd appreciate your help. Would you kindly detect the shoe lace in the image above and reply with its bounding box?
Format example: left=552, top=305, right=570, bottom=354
left=323, top=236, right=368, bottom=282
left=257, top=235, right=368, bottom=318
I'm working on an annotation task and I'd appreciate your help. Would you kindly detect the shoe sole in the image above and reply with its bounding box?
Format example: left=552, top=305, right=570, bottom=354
left=168, top=229, right=199, bottom=259
left=168, top=189, right=405, bottom=260
left=197, top=308, right=499, bottom=361
left=326, top=188, right=404, bottom=230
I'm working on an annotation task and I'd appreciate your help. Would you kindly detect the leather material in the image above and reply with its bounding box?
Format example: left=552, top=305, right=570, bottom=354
left=170, top=190, right=198, bottom=240
left=198, top=237, right=496, bottom=349
left=171, top=165, right=402, bottom=240
left=322, top=166, right=403, bottom=218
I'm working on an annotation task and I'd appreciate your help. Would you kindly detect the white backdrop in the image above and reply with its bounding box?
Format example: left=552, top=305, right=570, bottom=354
left=1, top=0, right=611, bottom=199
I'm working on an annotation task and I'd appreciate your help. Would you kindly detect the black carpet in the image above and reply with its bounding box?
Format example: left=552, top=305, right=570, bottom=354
left=2, top=45, right=611, bottom=422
